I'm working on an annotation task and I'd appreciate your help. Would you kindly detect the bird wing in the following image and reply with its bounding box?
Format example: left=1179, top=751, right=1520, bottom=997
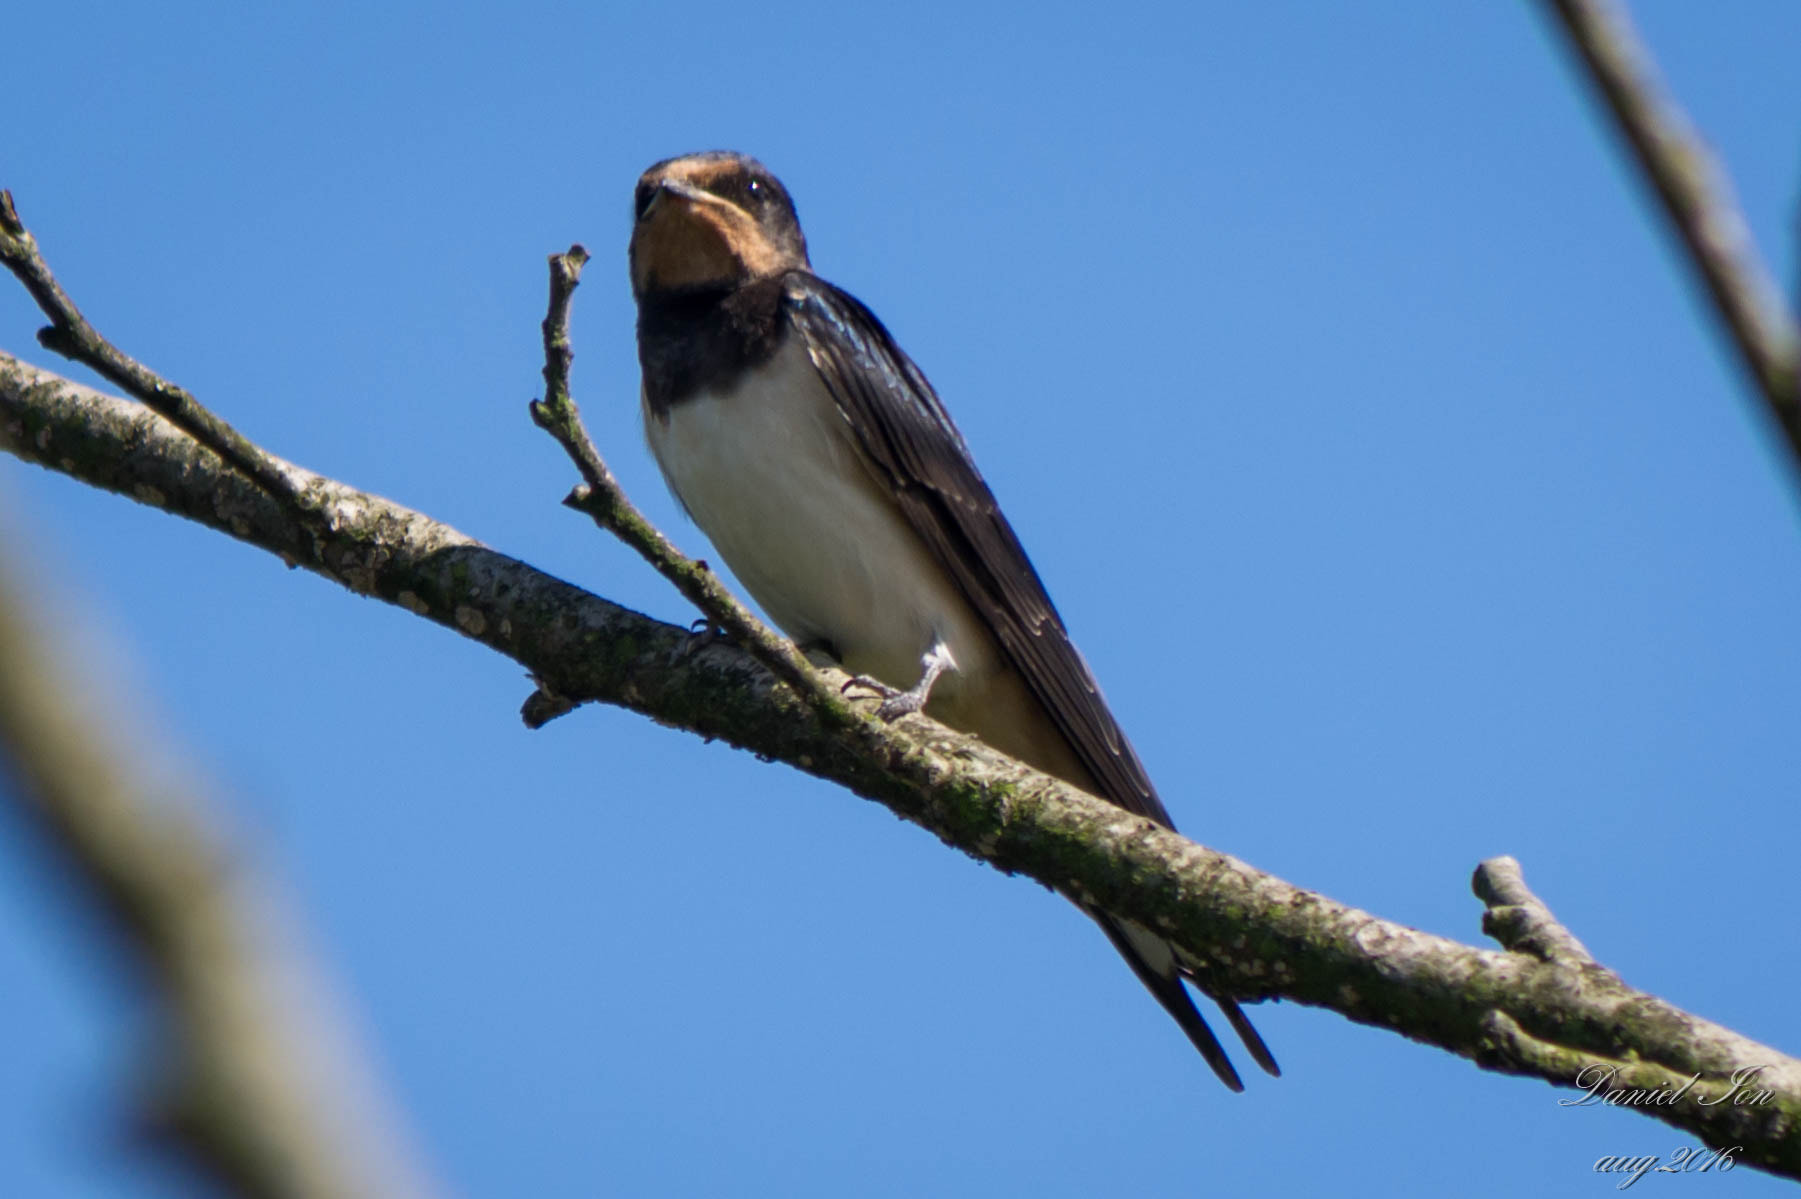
left=785, top=273, right=1279, bottom=1088
left=785, top=273, right=1171, bottom=827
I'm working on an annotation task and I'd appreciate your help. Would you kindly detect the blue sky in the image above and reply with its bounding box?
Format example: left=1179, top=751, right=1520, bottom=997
left=3, top=2, right=1799, bottom=1195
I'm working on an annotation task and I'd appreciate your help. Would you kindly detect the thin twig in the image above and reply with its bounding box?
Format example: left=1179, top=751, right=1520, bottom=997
left=1473, top=855, right=1596, bottom=965
left=0, top=189, right=319, bottom=519
left=1539, top=0, right=1801, bottom=464
left=0, top=551, right=438, bottom=1199
left=525, top=245, right=851, bottom=720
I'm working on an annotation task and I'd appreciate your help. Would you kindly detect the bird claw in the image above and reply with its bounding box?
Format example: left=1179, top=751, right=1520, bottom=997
left=670, top=617, right=730, bottom=663
left=841, top=673, right=891, bottom=699
left=842, top=674, right=928, bottom=722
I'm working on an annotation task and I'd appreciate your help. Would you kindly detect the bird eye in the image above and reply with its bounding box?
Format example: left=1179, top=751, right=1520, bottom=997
left=744, top=177, right=764, bottom=203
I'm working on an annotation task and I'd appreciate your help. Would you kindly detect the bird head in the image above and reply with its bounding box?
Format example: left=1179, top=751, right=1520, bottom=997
left=629, top=151, right=810, bottom=299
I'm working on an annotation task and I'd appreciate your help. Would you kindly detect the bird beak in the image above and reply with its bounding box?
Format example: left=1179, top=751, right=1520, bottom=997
left=639, top=177, right=715, bottom=223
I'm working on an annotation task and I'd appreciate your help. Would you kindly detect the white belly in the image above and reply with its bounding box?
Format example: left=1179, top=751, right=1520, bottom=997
left=642, top=338, right=1002, bottom=697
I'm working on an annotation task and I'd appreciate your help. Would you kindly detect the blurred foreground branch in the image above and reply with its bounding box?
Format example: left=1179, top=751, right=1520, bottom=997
left=0, top=555, right=438, bottom=1198
left=1539, top=0, right=1801, bottom=466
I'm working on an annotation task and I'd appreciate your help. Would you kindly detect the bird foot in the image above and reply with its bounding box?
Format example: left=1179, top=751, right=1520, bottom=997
left=842, top=674, right=928, bottom=722
left=841, top=641, right=956, bottom=723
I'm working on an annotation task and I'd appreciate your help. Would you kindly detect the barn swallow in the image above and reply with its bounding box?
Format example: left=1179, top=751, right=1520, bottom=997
left=629, top=150, right=1277, bottom=1090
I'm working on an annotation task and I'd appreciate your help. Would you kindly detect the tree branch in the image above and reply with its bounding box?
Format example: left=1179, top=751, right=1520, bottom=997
left=5, top=347, right=1799, bottom=1175
left=0, top=191, right=324, bottom=522
left=1538, top=0, right=1801, bottom=466
left=4, top=188, right=1800, bottom=1177
left=0, top=551, right=439, bottom=1199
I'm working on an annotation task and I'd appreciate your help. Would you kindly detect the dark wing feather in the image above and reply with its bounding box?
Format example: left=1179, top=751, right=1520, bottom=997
left=785, top=273, right=1280, bottom=1086
left=785, top=273, right=1171, bottom=827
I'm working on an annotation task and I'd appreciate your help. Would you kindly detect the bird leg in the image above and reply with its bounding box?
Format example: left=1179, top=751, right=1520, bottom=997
left=843, top=640, right=956, bottom=722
